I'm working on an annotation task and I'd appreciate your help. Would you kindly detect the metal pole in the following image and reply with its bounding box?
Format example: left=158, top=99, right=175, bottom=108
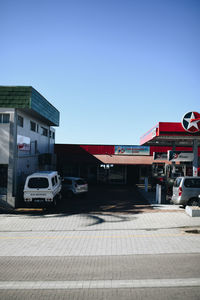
left=145, top=177, right=148, bottom=192
left=193, top=139, right=198, bottom=177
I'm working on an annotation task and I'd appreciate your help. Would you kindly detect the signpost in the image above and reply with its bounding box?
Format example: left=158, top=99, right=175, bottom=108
left=181, top=112, right=200, bottom=177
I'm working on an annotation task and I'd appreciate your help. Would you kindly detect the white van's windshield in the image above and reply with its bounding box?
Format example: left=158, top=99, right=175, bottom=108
left=28, top=177, right=49, bottom=188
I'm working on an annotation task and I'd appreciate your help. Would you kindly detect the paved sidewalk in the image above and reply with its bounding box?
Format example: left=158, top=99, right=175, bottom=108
left=0, top=207, right=200, bottom=257
left=0, top=184, right=199, bottom=257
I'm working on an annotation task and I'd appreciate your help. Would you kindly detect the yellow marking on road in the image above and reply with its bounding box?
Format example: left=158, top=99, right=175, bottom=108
left=15, top=208, right=43, bottom=212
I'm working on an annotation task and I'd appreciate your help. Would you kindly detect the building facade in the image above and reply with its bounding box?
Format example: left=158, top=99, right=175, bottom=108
left=0, top=86, right=59, bottom=207
left=54, top=144, right=165, bottom=185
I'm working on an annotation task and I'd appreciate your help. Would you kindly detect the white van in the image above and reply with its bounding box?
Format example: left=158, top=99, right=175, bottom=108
left=24, top=171, right=62, bottom=206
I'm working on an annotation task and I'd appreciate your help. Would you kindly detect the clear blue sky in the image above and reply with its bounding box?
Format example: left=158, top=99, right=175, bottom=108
left=1, top=0, right=199, bottom=145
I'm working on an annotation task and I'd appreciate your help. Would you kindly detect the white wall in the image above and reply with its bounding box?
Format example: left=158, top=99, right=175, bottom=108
left=16, top=110, right=56, bottom=185
left=0, top=108, right=15, bottom=164
left=17, top=110, right=55, bottom=156
left=0, top=124, right=9, bottom=164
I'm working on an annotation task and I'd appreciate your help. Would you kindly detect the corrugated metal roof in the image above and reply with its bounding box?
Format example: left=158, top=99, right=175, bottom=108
left=0, top=86, right=59, bottom=126
left=93, top=155, right=154, bottom=165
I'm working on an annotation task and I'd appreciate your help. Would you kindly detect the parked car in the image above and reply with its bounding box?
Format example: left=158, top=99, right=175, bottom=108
left=62, top=177, right=88, bottom=198
left=171, top=176, right=200, bottom=206
left=24, top=171, right=62, bottom=206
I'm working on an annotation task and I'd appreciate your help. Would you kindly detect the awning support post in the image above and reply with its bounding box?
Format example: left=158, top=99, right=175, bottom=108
left=193, top=139, right=198, bottom=177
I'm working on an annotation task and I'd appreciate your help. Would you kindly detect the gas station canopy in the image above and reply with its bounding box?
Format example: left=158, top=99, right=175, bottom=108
left=140, top=122, right=200, bottom=147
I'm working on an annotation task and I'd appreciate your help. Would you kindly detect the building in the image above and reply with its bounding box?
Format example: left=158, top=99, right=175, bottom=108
left=0, top=86, right=60, bottom=208
left=140, top=121, right=200, bottom=177
left=55, top=121, right=200, bottom=186
left=54, top=144, right=169, bottom=185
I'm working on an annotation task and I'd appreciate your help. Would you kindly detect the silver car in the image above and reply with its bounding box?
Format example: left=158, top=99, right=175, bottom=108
left=171, top=176, right=200, bottom=206
left=62, top=177, right=88, bottom=198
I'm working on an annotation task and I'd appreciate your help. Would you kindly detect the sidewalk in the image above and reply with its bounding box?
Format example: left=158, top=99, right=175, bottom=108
left=136, top=184, right=183, bottom=210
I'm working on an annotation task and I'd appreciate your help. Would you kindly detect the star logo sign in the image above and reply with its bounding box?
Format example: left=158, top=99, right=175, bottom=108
left=182, top=111, right=200, bottom=133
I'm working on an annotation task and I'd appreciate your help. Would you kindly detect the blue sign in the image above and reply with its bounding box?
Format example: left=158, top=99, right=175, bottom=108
left=115, top=145, right=150, bottom=156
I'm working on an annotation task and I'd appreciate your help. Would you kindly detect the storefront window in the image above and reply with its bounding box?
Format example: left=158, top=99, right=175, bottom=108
left=109, top=165, right=125, bottom=184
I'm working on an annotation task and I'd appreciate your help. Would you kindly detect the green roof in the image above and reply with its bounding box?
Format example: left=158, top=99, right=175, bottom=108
left=0, top=86, right=59, bottom=126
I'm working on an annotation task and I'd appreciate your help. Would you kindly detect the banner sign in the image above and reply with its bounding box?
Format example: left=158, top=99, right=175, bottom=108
left=168, top=150, right=194, bottom=162
left=153, top=152, right=168, bottom=160
left=17, top=135, right=30, bottom=151
left=115, top=145, right=150, bottom=156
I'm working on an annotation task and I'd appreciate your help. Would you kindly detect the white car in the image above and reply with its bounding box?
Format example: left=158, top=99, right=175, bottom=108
left=62, top=177, right=88, bottom=198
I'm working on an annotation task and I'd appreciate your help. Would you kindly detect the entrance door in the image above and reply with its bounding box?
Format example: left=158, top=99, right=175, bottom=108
left=0, top=165, right=8, bottom=195
left=108, top=165, right=126, bottom=184
left=127, top=165, right=139, bottom=185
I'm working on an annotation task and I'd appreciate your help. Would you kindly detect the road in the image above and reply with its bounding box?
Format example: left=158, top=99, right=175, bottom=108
left=0, top=185, right=200, bottom=299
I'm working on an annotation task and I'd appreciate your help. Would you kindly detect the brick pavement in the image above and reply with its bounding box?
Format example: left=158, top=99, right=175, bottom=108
left=0, top=209, right=200, bottom=256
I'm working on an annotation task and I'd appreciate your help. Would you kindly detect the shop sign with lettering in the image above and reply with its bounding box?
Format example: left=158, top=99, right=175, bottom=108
left=168, top=150, right=194, bottom=162
left=115, top=145, right=150, bottom=156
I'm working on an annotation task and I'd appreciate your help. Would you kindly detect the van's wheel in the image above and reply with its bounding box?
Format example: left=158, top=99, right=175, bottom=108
left=188, top=198, right=200, bottom=206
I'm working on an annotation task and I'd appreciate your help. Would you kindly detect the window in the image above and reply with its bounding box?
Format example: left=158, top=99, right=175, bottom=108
left=76, top=179, right=86, bottom=185
left=41, top=126, right=48, bottom=136
left=174, top=178, right=182, bottom=187
left=49, top=130, right=55, bottom=139
left=63, top=179, right=72, bottom=185
left=17, top=115, right=23, bottom=127
left=28, top=177, right=49, bottom=188
left=30, top=121, right=36, bottom=132
left=184, top=179, right=200, bottom=188
left=0, top=113, right=10, bottom=123
left=51, top=177, right=55, bottom=186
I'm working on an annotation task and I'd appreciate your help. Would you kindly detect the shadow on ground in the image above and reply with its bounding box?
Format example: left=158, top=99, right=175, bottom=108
left=56, top=185, right=152, bottom=214
left=0, top=185, right=155, bottom=216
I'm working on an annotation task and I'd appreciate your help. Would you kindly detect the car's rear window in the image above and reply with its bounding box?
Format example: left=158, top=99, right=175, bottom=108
left=28, top=177, right=49, bottom=188
left=184, top=178, right=200, bottom=188
left=63, top=179, right=72, bottom=185
left=76, top=179, right=86, bottom=185
left=174, top=178, right=182, bottom=187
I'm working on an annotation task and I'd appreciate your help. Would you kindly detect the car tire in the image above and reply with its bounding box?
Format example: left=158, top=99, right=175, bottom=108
left=187, top=198, right=200, bottom=207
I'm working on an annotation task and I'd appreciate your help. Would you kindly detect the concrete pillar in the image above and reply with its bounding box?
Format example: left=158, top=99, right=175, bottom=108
left=156, top=184, right=161, bottom=204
